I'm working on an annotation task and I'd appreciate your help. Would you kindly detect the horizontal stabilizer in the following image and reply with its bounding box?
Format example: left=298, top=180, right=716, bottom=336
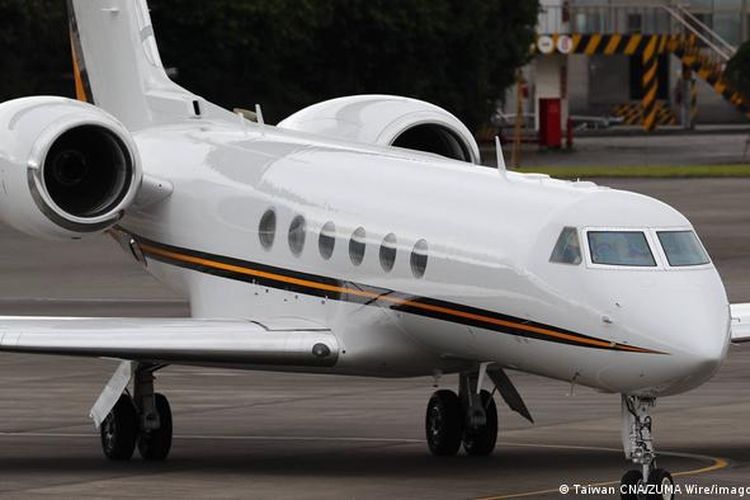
left=0, top=317, right=337, bottom=367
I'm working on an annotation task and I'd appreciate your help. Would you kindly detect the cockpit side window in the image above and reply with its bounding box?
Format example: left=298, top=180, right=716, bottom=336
left=550, top=227, right=582, bottom=265
left=657, top=231, right=710, bottom=267
left=587, top=231, right=656, bottom=267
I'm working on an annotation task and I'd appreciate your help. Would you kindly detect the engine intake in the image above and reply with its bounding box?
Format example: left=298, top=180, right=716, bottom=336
left=42, top=125, right=133, bottom=219
left=390, top=123, right=472, bottom=163
left=0, top=97, right=142, bottom=239
left=278, top=95, right=480, bottom=164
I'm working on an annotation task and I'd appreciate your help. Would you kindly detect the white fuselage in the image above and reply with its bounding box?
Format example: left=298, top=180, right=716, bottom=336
left=121, top=120, right=731, bottom=397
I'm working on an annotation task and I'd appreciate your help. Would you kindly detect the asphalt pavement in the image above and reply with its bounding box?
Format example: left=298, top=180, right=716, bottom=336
left=0, top=178, right=749, bottom=499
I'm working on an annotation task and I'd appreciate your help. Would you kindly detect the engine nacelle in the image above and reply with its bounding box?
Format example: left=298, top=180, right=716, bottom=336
left=0, top=97, right=142, bottom=239
left=278, top=95, right=480, bottom=164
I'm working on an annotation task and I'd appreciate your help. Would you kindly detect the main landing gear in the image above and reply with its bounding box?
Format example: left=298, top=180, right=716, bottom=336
left=425, top=371, right=498, bottom=457
left=100, top=364, right=173, bottom=461
left=620, top=395, right=675, bottom=500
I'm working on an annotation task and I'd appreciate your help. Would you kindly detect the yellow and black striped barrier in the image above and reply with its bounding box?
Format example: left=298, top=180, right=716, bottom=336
left=611, top=102, right=677, bottom=126
left=536, top=33, right=684, bottom=56
left=641, top=36, right=660, bottom=131
left=569, top=33, right=674, bottom=56
left=536, top=32, right=750, bottom=128
left=535, top=34, right=689, bottom=131
left=673, top=45, right=750, bottom=120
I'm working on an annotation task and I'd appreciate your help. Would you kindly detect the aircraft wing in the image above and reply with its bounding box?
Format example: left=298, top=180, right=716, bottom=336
left=731, top=304, right=750, bottom=343
left=0, top=317, right=338, bottom=367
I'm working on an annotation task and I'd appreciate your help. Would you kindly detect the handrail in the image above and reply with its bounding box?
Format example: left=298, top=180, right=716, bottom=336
left=674, top=5, right=736, bottom=56
left=537, top=2, right=739, bottom=63
left=660, top=5, right=733, bottom=61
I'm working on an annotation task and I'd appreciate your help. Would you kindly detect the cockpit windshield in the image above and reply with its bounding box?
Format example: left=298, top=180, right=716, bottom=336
left=587, top=231, right=656, bottom=267
left=657, top=231, right=710, bottom=267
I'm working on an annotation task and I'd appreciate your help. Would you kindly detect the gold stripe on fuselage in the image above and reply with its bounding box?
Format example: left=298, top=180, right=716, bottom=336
left=139, top=243, right=661, bottom=354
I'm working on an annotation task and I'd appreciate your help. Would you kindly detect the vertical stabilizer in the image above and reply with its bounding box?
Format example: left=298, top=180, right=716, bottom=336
left=68, top=0, right=234, bottom=130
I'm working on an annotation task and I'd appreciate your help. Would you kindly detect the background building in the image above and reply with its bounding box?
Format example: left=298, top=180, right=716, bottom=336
left=511, top=0, right=750, bottom=140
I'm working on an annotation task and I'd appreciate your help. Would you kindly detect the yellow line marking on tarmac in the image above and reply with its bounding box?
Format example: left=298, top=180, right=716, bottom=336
left=0, top=431, right=729, bottom=497
left=476, top=442, right=730, bottom=500
left=671, top=455, right=729, bottom=477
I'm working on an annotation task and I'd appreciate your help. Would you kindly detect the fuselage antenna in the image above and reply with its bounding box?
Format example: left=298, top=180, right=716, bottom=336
left=495, top=136, right=507, bottom=176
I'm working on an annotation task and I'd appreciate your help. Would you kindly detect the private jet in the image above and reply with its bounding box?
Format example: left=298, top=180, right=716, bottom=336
left=1, top=1, right=748, bottom=498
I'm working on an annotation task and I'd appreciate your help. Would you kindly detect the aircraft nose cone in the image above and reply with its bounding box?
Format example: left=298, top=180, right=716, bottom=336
left=660, top=289, right=730, bottom=394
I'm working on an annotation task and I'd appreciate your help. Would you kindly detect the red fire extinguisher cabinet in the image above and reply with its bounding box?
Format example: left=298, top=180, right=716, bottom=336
left=539, top=98, right=562, bottom=148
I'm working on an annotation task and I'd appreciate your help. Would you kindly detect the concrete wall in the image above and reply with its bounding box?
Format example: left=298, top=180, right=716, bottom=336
left=587, top=55, right=630, bottom=113
left=567, top=54, right=589, bottom=114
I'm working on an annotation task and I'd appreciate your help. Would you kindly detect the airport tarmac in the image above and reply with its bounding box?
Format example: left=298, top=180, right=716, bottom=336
left=1, top=178, right=749, bottom=499
left=490, top=132, right=750, bottom=168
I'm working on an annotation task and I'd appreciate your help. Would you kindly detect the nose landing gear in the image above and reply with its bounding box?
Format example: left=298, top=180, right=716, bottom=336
left=620, top=395, right=675, bottom=500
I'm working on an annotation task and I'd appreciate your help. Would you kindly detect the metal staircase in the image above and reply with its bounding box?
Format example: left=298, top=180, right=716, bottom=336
left=539, top=2, right=749, bottom=127
left=671, top=40, right=750, bottom=118
left=661, top=4, right=749, bottom=119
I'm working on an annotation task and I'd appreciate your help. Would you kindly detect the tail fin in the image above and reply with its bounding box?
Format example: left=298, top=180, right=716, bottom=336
left=67, top=0, right=234, bottom=130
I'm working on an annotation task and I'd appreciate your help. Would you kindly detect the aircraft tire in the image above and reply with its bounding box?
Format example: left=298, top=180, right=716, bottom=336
left=619, top=469, right=644, bottom=500
left=646, top=468, right=674, bottom=500
left=462, top=390, right=498, bottom=456
left=425, top=389, right=463, bottom=456
left=100, top=394, right=138, bottom=461
left=137, top=393, right=173, bottom=461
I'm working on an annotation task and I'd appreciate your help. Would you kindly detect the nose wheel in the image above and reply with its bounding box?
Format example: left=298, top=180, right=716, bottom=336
left=620, top=468, right=674, bottom=500
left=620, top=395, right=675, bottom=500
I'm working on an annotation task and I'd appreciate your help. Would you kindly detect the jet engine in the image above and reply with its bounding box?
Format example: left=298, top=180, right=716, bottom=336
left=0, top=97, right=142, bottom=239
left=278, top=95, right=480, bottom=164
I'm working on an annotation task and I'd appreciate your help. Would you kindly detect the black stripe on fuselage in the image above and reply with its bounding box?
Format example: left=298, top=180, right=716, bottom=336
left=133, top=235, right=662, bottom=354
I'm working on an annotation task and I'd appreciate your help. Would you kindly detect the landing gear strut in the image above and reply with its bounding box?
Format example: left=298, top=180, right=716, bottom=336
left=620, top=395, right=674, bottom=500
left=100, top=363, right=172, bottom=461
left=425, top=371, right=498, bottom=457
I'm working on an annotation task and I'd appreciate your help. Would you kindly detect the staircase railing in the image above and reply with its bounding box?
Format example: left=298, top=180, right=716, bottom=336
left=661, top=4, right=736, bottom=63
left=538, top=3, right=739, bottom=64
left=674, top=5, right=736, bottom=58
